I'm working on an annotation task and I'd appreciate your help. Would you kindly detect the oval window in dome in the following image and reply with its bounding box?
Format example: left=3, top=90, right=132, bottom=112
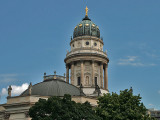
left=97, top=26, right=99, bottom=30
left=79, top=24, right=82, bottom=27
left=85, top=24, right=89, bottom=26
left=92, top=24, right=95, bottom=27
left=94, top=42, right=97, bottom=46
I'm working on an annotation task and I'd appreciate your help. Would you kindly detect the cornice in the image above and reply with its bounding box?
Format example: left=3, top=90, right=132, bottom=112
left=70, top=36, right=104, bottom=45
left=64, top=54, right=109, bottom=64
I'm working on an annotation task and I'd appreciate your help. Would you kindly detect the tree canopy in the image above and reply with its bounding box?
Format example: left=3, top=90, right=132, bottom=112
left=29, top=94, right=101, bottom=120
left=96, top=88, right=155, bottom=120
left=29, top=88, right=155, bottom=120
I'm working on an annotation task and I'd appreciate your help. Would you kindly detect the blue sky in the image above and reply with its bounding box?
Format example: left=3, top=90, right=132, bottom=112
left=0, top=0, right=160, bottom=109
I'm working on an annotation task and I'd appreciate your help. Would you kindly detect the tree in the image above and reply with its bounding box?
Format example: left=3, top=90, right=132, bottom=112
left=96, top=88, right=156, bottom=120
left=29, top=94, right=101, bottom=120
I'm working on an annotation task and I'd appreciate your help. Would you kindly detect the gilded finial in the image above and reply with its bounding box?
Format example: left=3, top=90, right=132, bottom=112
left=85, top=6, right=88, bottom=16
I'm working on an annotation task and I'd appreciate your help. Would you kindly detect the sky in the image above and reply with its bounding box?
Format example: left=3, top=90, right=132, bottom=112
left=0, top=0, right=160, bottom=109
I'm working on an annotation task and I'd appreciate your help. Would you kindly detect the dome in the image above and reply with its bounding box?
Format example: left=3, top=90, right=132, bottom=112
left=20, top=79, right=85, bottom=97
left=73, top=15, right=100, bottom=39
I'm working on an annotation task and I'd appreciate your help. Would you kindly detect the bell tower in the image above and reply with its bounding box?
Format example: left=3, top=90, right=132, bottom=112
left=64, top=7, right=109, bottom=96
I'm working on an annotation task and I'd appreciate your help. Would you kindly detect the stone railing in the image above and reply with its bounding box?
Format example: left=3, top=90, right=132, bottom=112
left=66, top=48, right=107, bottom=58
left=44, top=75, right=66, bottom=81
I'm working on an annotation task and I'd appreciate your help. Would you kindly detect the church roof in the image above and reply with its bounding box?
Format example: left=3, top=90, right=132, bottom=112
left=20, top=79, right=85, bottom=97
left=73, top=15, right=100, bottom=39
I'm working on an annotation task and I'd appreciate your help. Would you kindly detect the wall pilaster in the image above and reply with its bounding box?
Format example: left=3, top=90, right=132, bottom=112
left=92, top=61, right=95, bottom=86
left=104, top=64, right=108, bottom=90
left=66, top=65, right=69, bottom=83
left=81, top=61, right=84, bottom=85
left=71, top=63, right=74, bottom=85
left=100, top=63, right=103, bottom=88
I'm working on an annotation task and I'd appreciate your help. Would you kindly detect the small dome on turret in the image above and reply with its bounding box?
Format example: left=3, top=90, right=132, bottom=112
left=73, top=7, right=100, bottom=39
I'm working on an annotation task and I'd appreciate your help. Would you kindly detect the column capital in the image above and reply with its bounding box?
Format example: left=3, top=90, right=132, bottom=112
left=104, top=63, right=108, bottom=68
left=80, top=60, right=84, bottom=63
left=65, top=64, right=69, bottom=68
left=100, top=62, right=104, bottom=65
left=91, top=60, right=95, bottom=63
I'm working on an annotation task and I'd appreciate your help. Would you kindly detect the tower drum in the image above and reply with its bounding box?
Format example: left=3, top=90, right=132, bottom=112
left=64, top=7, right=109, bottom=96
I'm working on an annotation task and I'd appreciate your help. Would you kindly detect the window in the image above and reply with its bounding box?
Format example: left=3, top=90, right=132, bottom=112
left=95, top=77, right=97, bottom=86
left=94, top=42, right=97, bottom=46
left=86, top=41, right=89, bottom=45
left=77, top=77, right=81, bottom=85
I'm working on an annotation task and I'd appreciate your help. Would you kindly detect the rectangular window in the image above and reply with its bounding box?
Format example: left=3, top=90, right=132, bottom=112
left=95, top=77, right=97, bottom=86
left=78, top=77, right=81, bottom=85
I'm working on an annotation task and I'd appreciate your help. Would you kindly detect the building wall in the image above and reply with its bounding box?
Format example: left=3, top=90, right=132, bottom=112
left=71, top=38, right=103, bottom=50
left=0, top=95, right=98, bottom=120
left=0, top=106, right=5, bottom=120
left=73, top=61, right=101, bottom=88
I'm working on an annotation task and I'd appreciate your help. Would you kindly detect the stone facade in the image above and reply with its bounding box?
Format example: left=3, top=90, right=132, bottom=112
left=0, top=95, right=98, bottom=120
left=65, top=35, right=109, bottom=95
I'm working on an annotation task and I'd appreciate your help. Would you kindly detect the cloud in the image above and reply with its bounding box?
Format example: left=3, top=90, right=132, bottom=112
left=0, top=74, right=18, bottom=83
left=148, top=104, right=154, bottom=107
left=118, top=56, right=144, bottom=66
left=119, top=56, right=137, bottom=62
left=0, top=74, right=18, bottom=77
left=1, top=88, right=7, bottom=95
left=117, top=56, right=156, bottom=67
left=1, top=83, right=29, bottom=96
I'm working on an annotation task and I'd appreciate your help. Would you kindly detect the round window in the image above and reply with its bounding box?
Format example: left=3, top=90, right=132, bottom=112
left=86, top=41, right=89, bottom=45
left=72, top=44, right=74, bottom=47
left=94, top=42, right=97, bottom=46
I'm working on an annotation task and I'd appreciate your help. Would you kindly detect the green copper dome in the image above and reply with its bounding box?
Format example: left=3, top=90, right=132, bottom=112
left=73, top=16, right=100, bottom=38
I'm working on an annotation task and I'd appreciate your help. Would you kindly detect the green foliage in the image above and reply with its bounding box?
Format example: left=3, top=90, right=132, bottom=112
left=96, top=88, right=156, bottom=120
left=29, top=94, right=101, bottom=120
left=29, top=89, right=156, bottom=120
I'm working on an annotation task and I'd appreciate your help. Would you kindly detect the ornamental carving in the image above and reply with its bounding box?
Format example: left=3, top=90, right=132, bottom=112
left=4, top=113, right=10, bottom=119
left=85, top=76, right=89, bottom=86
left=25, top=111, right=29, bottom=118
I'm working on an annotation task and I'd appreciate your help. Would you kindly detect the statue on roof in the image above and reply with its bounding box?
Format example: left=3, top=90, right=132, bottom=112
left=85, top=6, right=88, bottom=16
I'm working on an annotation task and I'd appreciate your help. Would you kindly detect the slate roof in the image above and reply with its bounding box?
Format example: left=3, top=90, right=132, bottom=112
left=20, top=79, right=85, bottom=97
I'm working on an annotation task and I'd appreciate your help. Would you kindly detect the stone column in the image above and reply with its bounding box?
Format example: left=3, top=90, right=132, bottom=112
left=81, top=61, right=84, bottom=85
left=92, top=61, right=95, bottom=86
left=71, top=63, right=74, bottom=85
left=104, top=64, right=108, bottom=90
left=100, top=63, right=103, bottom=88
left=66, top=65, right=69, bottom=83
